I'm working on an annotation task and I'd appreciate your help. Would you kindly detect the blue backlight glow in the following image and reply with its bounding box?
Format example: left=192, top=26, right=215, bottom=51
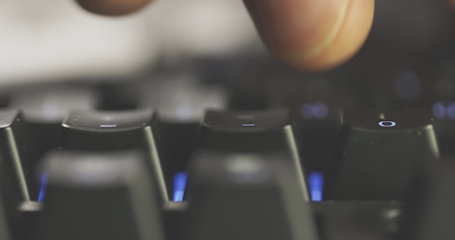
left=173, top=172, right=188, bottom=202
left=309, top=172, right=324, bottom=202
left=300, top=102, right=328, bottom=119
left=433, top=101, right=455, bottom=119
left=38, top=172, right=49, bottom=202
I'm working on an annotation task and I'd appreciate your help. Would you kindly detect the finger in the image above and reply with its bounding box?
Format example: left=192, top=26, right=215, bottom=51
left=244, top=0, right=375, bottom=71
left=450, top=0, right=455, bottom=8
left=75, top=0, right=152, bottom=16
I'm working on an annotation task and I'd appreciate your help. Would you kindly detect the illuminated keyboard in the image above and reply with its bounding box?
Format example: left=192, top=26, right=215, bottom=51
left=1, top=60, right=455, bottom=240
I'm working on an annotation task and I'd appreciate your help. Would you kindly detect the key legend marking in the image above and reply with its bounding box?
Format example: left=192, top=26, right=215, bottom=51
left=378, top=121, right=397, bottom=128
left=100, top=124, right=117, bottom=128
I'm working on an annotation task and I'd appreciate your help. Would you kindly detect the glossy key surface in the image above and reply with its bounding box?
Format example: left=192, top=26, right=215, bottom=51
left=0, top=110, right=37, bottom=201
left=59, top=110, right=169, bottom=201
left=184, top=152, right=317, bottom=240
left=325, top=109, right=439, bottom=201
left=139, top=79, right=228, bottom=182
left=9, top=87, right=99, bottom=159
left=32, top=151, right=165, bottom=240
left=198, top=109, right=298, bottom=152
left=196, top=109, right=308, bottom=195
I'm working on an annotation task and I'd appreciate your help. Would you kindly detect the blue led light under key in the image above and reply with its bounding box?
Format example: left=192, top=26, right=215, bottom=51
left=309, top=172, right=324, bottom=202
left=173, top=172, right=188, bottom=202
left=38, top=172, right=49, bottom=202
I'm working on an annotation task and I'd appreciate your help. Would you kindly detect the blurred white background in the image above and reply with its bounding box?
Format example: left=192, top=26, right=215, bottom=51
left=0, top=0, right=260, bottom=86
left=1, top=0, right=455, bottom=87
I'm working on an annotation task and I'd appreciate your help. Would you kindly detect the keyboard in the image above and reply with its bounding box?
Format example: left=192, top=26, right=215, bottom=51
left=1, top=56, right=455, bottom=240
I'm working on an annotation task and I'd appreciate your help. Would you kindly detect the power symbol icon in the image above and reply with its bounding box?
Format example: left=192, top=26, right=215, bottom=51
left=378, top=121, right=397, bottom=128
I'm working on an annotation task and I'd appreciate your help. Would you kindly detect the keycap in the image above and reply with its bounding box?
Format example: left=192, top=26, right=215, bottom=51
left=398, top=161, right=455, bottom=240
left=9, top=87, right=99, bottom=158
left=265, top=77, right=350, bottom=176
left=196, top=109, right=308, bottom=191
left=0, top=109, right=37, bottom=201
left=58, top=110, right=168, bottom=201
left=198, top=109, right=295, bottom=151
left=325, top=109, right=439, bottom=201
left=183, top=152, right=318, bottom=240
left=138, top=77, right=227, bottom=188
left=32, top=151, right=165, bottom=240
left=60, top=110, right=154, bottom=150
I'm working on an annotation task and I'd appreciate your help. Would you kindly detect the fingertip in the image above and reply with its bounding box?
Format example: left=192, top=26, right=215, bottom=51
left=75, top=0, right=152, bottom=16
left=450, top=0, right=455, bottom=9
left=284, top=0, right=375, bottom=70
left=245, top=0, right=375, bottom=71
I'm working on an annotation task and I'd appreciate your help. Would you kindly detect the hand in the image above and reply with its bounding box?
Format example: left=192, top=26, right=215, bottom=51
left=75, top=0, right=374, bottom=71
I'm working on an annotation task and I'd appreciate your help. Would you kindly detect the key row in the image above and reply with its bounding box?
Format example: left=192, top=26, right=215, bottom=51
left=0, top=150, right=453, bottom=240
left=0, top=107, right=447, bottom=204
left=8, top=85, right=455, bottom=162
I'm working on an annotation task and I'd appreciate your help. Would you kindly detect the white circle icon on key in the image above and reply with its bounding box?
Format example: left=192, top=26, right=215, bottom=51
left=378, top=120, right=397, bottom=128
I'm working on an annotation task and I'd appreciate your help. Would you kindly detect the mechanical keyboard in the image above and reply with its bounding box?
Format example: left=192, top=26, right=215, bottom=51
left=1, top=56, right=455, bottom=240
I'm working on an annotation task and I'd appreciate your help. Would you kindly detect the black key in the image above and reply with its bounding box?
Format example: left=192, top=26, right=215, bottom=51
left=139, top=77, right=227, bottom=189
left=198, top=109, right=298, bottom=151
left=196, top=109, right=308, bottom=192
left=184, top=152, right=318, bottom=240
left=325, top=109, right=439, bottom=201
left=60, top=110, right=155, bottom=150
left=32, top=151, right=165, bottom=240
left=9, top=87, right=99, bottom=158
left=265, top=77, right=351, bottom=177
left=58, top=110, right=168, bottom=201
left=0, top=109, right=37, bottom=201
left=398, top=161, right=455, bottom=240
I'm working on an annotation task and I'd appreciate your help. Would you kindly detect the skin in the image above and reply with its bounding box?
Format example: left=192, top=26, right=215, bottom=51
left=74, top=0, right=452, bottom=71
left=243, top=0, right=374, bottom=70
left=75, top=0, right=153, bottom=16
